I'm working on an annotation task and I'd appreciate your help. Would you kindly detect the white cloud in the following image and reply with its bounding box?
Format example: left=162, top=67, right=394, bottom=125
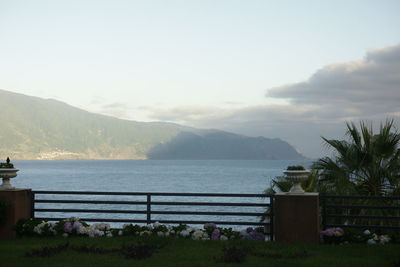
left=148, top=44, right=400, bottom=158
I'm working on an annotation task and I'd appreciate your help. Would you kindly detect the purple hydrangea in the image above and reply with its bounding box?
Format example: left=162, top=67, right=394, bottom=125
left=211, top=229, right=221, bottom=240
left=320, top=227, right=344, bottom=237
left=204, top=223, right=217, bottom=230
left=244, top=230, right=265, bottom=241
left=73, top=221, right=82, bottom=231
left=64, top=222, right=73, bottom=233
left=246, top=227, right=254, bottom=233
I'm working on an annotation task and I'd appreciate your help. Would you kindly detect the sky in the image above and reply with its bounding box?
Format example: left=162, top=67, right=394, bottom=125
left=0, top=0, right=399, bottom=158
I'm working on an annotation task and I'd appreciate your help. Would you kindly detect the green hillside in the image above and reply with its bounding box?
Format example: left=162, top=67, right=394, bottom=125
left=0, top=89, right=306, bottom=160
left=0, top=89, right=185, bottom=159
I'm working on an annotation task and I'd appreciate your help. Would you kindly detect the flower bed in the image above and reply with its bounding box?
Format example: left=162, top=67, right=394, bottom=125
left=14, top=218, right=266, bottom=241
left=320, top=227, right=398, bottom=245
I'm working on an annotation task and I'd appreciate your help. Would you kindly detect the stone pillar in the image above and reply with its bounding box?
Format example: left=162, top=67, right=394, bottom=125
left=0, top=189, right=33, bottom=239
left=274, top=193, right=320, bottom=243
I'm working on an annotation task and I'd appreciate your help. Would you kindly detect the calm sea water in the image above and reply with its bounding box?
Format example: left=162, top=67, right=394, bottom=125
left=13, top=160, right=310, bottom=192
left=11, top=160, right=311, bottom=227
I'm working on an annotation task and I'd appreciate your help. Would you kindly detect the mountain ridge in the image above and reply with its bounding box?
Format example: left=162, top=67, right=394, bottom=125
left=0, top=89, right=306, bottom=160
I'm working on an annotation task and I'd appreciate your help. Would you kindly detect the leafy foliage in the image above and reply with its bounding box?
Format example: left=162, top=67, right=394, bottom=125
left=0, top=163, right=14, bottom=168
left=314, top=119, right=400, bottom=196
left=286, top=165, right=306, bottom=170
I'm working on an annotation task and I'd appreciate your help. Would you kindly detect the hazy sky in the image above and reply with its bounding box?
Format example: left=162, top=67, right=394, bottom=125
left=1, top=0, right=399, bottom=158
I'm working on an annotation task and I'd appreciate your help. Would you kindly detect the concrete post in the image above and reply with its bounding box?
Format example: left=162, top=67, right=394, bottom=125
left=274, top=193, right=320, bottom=243
left=0, top=189, right=33, bottom=238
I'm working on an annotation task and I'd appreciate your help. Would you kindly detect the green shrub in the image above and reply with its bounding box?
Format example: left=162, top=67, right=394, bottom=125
left=0, top=163, right=14, bottom=168
left=286, top=165, right=305, bottom=171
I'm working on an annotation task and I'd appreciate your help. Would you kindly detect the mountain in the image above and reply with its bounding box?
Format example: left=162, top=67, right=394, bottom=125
left=148, top=131, right=305, bottom=160
left=0, top=89, right=306, bottom=160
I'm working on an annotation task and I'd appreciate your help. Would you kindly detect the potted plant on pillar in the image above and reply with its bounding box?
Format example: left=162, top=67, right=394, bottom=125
left=283, top=165, right=311, bottom=194
left=0, top=157, right=19, bottom=190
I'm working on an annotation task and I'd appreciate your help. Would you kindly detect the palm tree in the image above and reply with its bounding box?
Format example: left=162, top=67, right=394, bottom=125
left=314, top=119, right=400, bottom=197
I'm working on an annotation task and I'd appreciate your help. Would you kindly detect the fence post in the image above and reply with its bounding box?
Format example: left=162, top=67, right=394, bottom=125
left=269, top=196, right=274, bottom=241
left=274, top=193, right=320, bottom=243
left=146, top=194, right=151, bottom=224
left=30, top=192, right=35, bottom=219
left=0, top=189, right=33, bottom=238
left=321, top=195, right=326, bottom=230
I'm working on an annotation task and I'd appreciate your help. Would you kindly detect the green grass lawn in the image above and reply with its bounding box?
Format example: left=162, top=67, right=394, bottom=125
left=0, top=236, right=399, bottom=267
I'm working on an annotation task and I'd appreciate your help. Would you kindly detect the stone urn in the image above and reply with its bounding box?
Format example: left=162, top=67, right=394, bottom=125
left=283, top=169, right=311, bottom=194
left=0, top=168, right=19, bottom=190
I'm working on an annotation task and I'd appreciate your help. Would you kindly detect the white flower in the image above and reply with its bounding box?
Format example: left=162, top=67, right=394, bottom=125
left=62, top=233, right=68, bottom=238
left=220, top=235, right=228, bottom=241
left=180, top=230, right=190, bottom=237
left=140, top=230, right=150, bottom=236
left=192, top=230, right=204, bottom=240
left=153, top=221, right=161, bottom=228
left=33, top=226, right=42, bottom=235
left=363, top=230, right=371, bottom=235
left=118, top=230, right=123, bottom=236
left=106, top=232, right=113, bottom=238
left=165, top=232, right=170, bottom=237
left=379, top=235, right=390, bottom=244
left=372, top=234, right=379, bottom=241
left=77, top=226, right=88, bottom=235
left=157, top=231, right=164, bottom=237
left=367, top=239, right=376, bottom=245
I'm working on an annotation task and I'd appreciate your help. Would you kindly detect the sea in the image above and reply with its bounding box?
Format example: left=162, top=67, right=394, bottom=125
left=11, top=160, right=312, bottom=228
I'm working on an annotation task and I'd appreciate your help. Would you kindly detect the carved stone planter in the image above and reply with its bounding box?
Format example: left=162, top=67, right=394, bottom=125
left=283, top=170, right=310, bottom=194
left=0, top=168, right=19, bottom=190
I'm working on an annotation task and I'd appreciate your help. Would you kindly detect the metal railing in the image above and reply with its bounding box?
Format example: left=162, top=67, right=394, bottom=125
left=31, top=191, right=273, bottom=238
left=320, top=195, right=400, bottom=232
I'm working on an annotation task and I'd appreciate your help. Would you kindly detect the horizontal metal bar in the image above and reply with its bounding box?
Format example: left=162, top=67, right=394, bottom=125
left=151, top=220, right=269, bottom=226
left=35, top=199, right=269, bottom=207
left=325, top=214, right=400, bottom=220
left=35, top=209, right=147, bottom=214
left=321, top=195, right=400, bottom=200
left=35, top=200, right=148, bottom=205
left=150, top=201, right=268, bottom=207
left=151, top=211, right=269, bottom=216
left=325, top=224, right=400, bottom=230
left=326, top=205, right=400, bottom=210
left=35, top=217, right=270, bottom=226
left=34, top=208, right=269, bottom=217
left=33, top=190, right=270, bottom=198
left=35, top=217, right=150, bottom=224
